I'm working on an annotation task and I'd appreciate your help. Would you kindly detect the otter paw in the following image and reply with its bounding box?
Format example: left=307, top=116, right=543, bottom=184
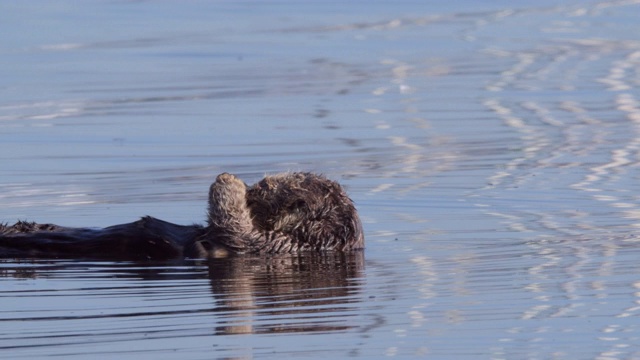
left=215, top=172, right=240, bottom=184
left=212, top=173, right=246, bottom=200
left=208, top=173, right=251, bottom=228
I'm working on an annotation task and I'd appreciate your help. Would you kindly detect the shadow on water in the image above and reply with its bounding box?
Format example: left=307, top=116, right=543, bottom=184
left=0, top=253, right=365, bottom=351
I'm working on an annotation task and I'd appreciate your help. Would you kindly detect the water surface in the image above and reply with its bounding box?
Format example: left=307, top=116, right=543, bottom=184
left=2, top=1, right=640, bottom=358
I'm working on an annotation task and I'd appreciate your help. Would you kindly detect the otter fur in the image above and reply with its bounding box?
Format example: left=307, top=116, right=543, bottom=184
left=0, top=172, right=364, bottom=260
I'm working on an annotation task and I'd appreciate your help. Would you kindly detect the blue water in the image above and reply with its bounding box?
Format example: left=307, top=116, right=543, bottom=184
left=2, top=1, right=640, bottom=358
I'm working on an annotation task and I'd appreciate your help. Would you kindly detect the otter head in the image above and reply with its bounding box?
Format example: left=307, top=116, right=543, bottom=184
left=246, top=172, right=364, bottom=251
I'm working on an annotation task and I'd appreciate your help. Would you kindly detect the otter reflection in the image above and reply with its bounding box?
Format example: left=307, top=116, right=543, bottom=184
left=0, top=172, right=364, bottom=259
left=0, top=253, right=365, bottom=336
left=207, top=252, right=365, bottom=335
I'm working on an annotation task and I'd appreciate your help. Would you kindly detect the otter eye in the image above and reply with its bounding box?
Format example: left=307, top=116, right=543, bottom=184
left=290, top=199, right=306, bottom=209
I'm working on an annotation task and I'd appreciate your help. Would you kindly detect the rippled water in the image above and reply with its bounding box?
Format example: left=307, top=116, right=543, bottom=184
left=2, top=1, right=640, bottom=358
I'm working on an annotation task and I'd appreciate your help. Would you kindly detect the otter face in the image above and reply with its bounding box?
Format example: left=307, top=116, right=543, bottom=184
left=246, top=173, right=311, bottom=232
left=246, top=172, right=364, bottom=250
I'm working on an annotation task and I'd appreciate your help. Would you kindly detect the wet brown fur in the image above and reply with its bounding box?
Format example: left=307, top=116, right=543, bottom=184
left=0, top=172, right=364, bottom=259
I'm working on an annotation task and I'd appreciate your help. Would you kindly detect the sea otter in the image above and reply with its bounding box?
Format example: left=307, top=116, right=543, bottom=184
left=0, top=172, right=364, bottom=260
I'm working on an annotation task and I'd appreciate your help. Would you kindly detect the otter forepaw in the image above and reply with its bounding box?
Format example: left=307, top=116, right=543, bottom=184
left=208, top=173, right=252, bottom=230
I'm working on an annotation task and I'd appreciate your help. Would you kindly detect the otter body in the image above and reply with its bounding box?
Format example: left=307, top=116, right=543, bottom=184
left=0, top=172, right=364, bottom=260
